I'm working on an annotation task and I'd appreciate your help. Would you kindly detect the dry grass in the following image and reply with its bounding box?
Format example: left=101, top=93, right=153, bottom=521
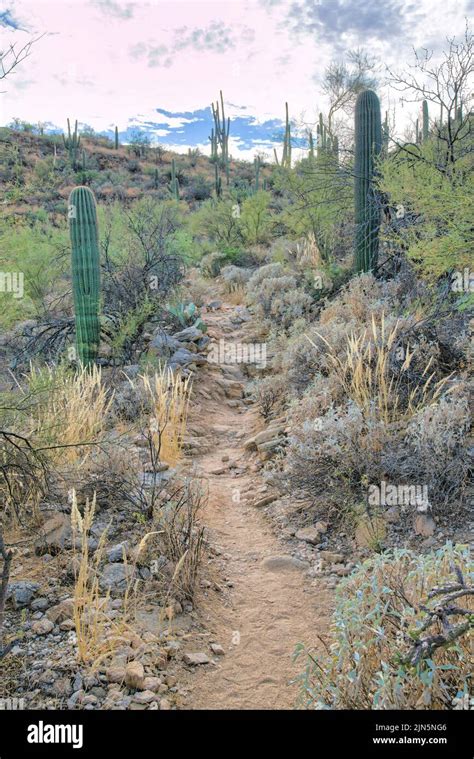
left=294, top=233, right=322, bottom=268
left=70, top=489, right=133, bottom=667
left=309, top=314, right=452, bottom=425
left=139, top=368, right=192, bottom=466
left=226, top=284, right=246, bottom=304
left=28, top=364, right=113, bottom=467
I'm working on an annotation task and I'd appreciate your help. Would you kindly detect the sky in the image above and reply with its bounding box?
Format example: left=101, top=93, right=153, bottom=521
left=0, top=0, right=471, bottom=159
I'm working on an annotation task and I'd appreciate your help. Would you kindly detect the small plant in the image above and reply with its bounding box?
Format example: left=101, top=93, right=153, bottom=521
left=139, top=368, right=192, bottom=466
left=165, top=301, right=207, bottom=332
left=294, top=543, right=472, bottom=710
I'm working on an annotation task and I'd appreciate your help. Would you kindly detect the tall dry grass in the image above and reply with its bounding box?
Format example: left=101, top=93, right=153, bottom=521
left=309, top=314, right=452, bottom=425
left=139, top=368, right=192, bottom=466
left=28, top=364, right=112, bottom=466
left=71, top=489, right=133, bottom=666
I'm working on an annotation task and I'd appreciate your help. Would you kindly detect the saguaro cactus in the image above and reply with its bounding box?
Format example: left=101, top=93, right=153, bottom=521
left=422, top=100, right=429, bottom=142
left=68, top=186, right=101, bottom=365
left=354, top=90, right=382, bottom=273
left=114, top=126, right=119, bottom=150
left=63, top=118, right=81, bottom=168
left=169, top=159, right=179, bottom=200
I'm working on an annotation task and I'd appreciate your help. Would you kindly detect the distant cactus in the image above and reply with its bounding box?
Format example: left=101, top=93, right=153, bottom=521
left=254, top=155, right=261, bottom=191
left=274, top=103, right=291, bottom=167
left=114, top=126, right=119, bottom=150
left=210, top=90, right=230, bottom=169
left=308, top=130, right=314, bottom=159
left=63, top=118, right=81, bottom=168
left=382, top=111, right=389, bottom=155
left=214, top=163, right=222, bottom=198
left=153, top=167, right=159, bottom=189
left=68, top=186, right=101, bottom=365
left=169, top=159, right=179, bottom=200
left=354, top=90, right=382, bottom=273
left=422, top=100, right=429, bottom=142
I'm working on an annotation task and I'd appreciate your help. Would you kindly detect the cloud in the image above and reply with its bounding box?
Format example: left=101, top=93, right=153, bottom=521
left=0, top=8, right=26, bottom=30
left=90, top=0, right=136, bottom=19
left=130, top=21, right=255, bottom=68
left=266, top=0, right=416, bottom=44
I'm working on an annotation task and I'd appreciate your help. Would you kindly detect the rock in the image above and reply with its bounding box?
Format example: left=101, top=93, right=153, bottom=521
left=46, top=599, right=75, bottom=624
left=51, top=677, right=73, bottom=697
left=210, top=644, right=225, bottom=656
left=132, top=690, right=156, bottom=704
left=106, top=542, right=128, bottom=563
left=315, top=521, right=328, bottom=533
left=59, top=619, right=75, bottom=631
left=159, top=698, right=172, bottom=710
left=252, top=494, right=279, bottom=509
left=168, top=348, right=207, bottom=368
left=99, top=563, right=135, bottom=592
left=32, top=618, right=54, bottom=635
left=257, top=439, right=283, bottom=453
left=334, top=564, right=352, bottom=577
left=261, top=555, right=309, bottom=573
left=148, top=333, right=182, bottom=355
left=318, top=551, right=344, bottom=565
left=7, top=580, right=40, bottom=609
left=183, top=652, right=211, bottom=665
left=295, top=527, right=321, bottom=545
left=385, top=507, right=400, bottom=524
left=253, top=428, right=284, bottom=446
left=143, top=677, right=161, bottom=693
left=125, top=661, right=145, bottom=690
left=106, top=666, right=126, bottom=685
left=173, top=326, right=203, bottom=342
left=414, top=513, right=436, bottom=537
left=34, top=512, right=70, bottom=556
left=30, top=598, right=49, bottom=611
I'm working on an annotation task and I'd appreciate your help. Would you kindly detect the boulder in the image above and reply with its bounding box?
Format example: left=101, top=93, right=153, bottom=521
left=261, top=555, right=309, bottom=573
left=295, top=527, right=321, bottom=545
left=34, top=512, right=70, bottom=556
left=7, top=580, right=40, bottom=609
left=183, top=652, right=211, bottom=665
left=125, top=661, right=145, bottom=690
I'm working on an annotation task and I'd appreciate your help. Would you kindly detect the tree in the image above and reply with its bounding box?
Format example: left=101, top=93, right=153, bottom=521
left=387, top=21, right=473, bottom=181
left=0, top=34, right=44, bottom=90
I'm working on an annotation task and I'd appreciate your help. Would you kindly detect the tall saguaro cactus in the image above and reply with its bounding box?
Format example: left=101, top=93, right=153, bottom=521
left=354, top=90, right=382, bottom=273
left=169, top=159, right=179, bottom=200
left=114, top=126, right=119, bottom=150
left=422, top=100, right=429, bottom=142
left=68, top=186, right=101, bottom=365
left=63, top=118, right=81, bottom=168
left=210, top=90, right=230, bottom=177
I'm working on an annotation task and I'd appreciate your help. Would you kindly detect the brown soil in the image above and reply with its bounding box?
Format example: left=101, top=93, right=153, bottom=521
left=181, top=301, right=333, bottom=709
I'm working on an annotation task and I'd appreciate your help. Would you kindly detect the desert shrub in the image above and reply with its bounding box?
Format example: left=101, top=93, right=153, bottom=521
left=251, top=374, right=287, bottom=420
left=192, top=199, right=242, bottom=249
left=240, top=191, right=272, bottom=245
left=248, top=272, right=313, bottom=332
left=184, top=175, right=212, bottom=201
left=397, top=391, right=471, bottom=512
left=221, top=264, right=253, bottom=293
left=295, top=543, right=473, bottom=710
left=200, top=251, right=227, bottom=278
left=280, top=401, right=388, bottom=505
left=246, top=262, right=285, bottom=293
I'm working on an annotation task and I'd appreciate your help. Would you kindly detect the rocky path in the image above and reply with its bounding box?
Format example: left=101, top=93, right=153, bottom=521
left=181, top=302, right=333, bottom=709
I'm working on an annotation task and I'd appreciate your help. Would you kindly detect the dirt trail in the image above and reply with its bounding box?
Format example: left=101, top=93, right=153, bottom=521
left=181, top=301, right=333, bottom=710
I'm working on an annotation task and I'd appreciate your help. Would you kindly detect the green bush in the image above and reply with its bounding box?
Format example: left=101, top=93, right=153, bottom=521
left=295, top=543, right=472, bottom=709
